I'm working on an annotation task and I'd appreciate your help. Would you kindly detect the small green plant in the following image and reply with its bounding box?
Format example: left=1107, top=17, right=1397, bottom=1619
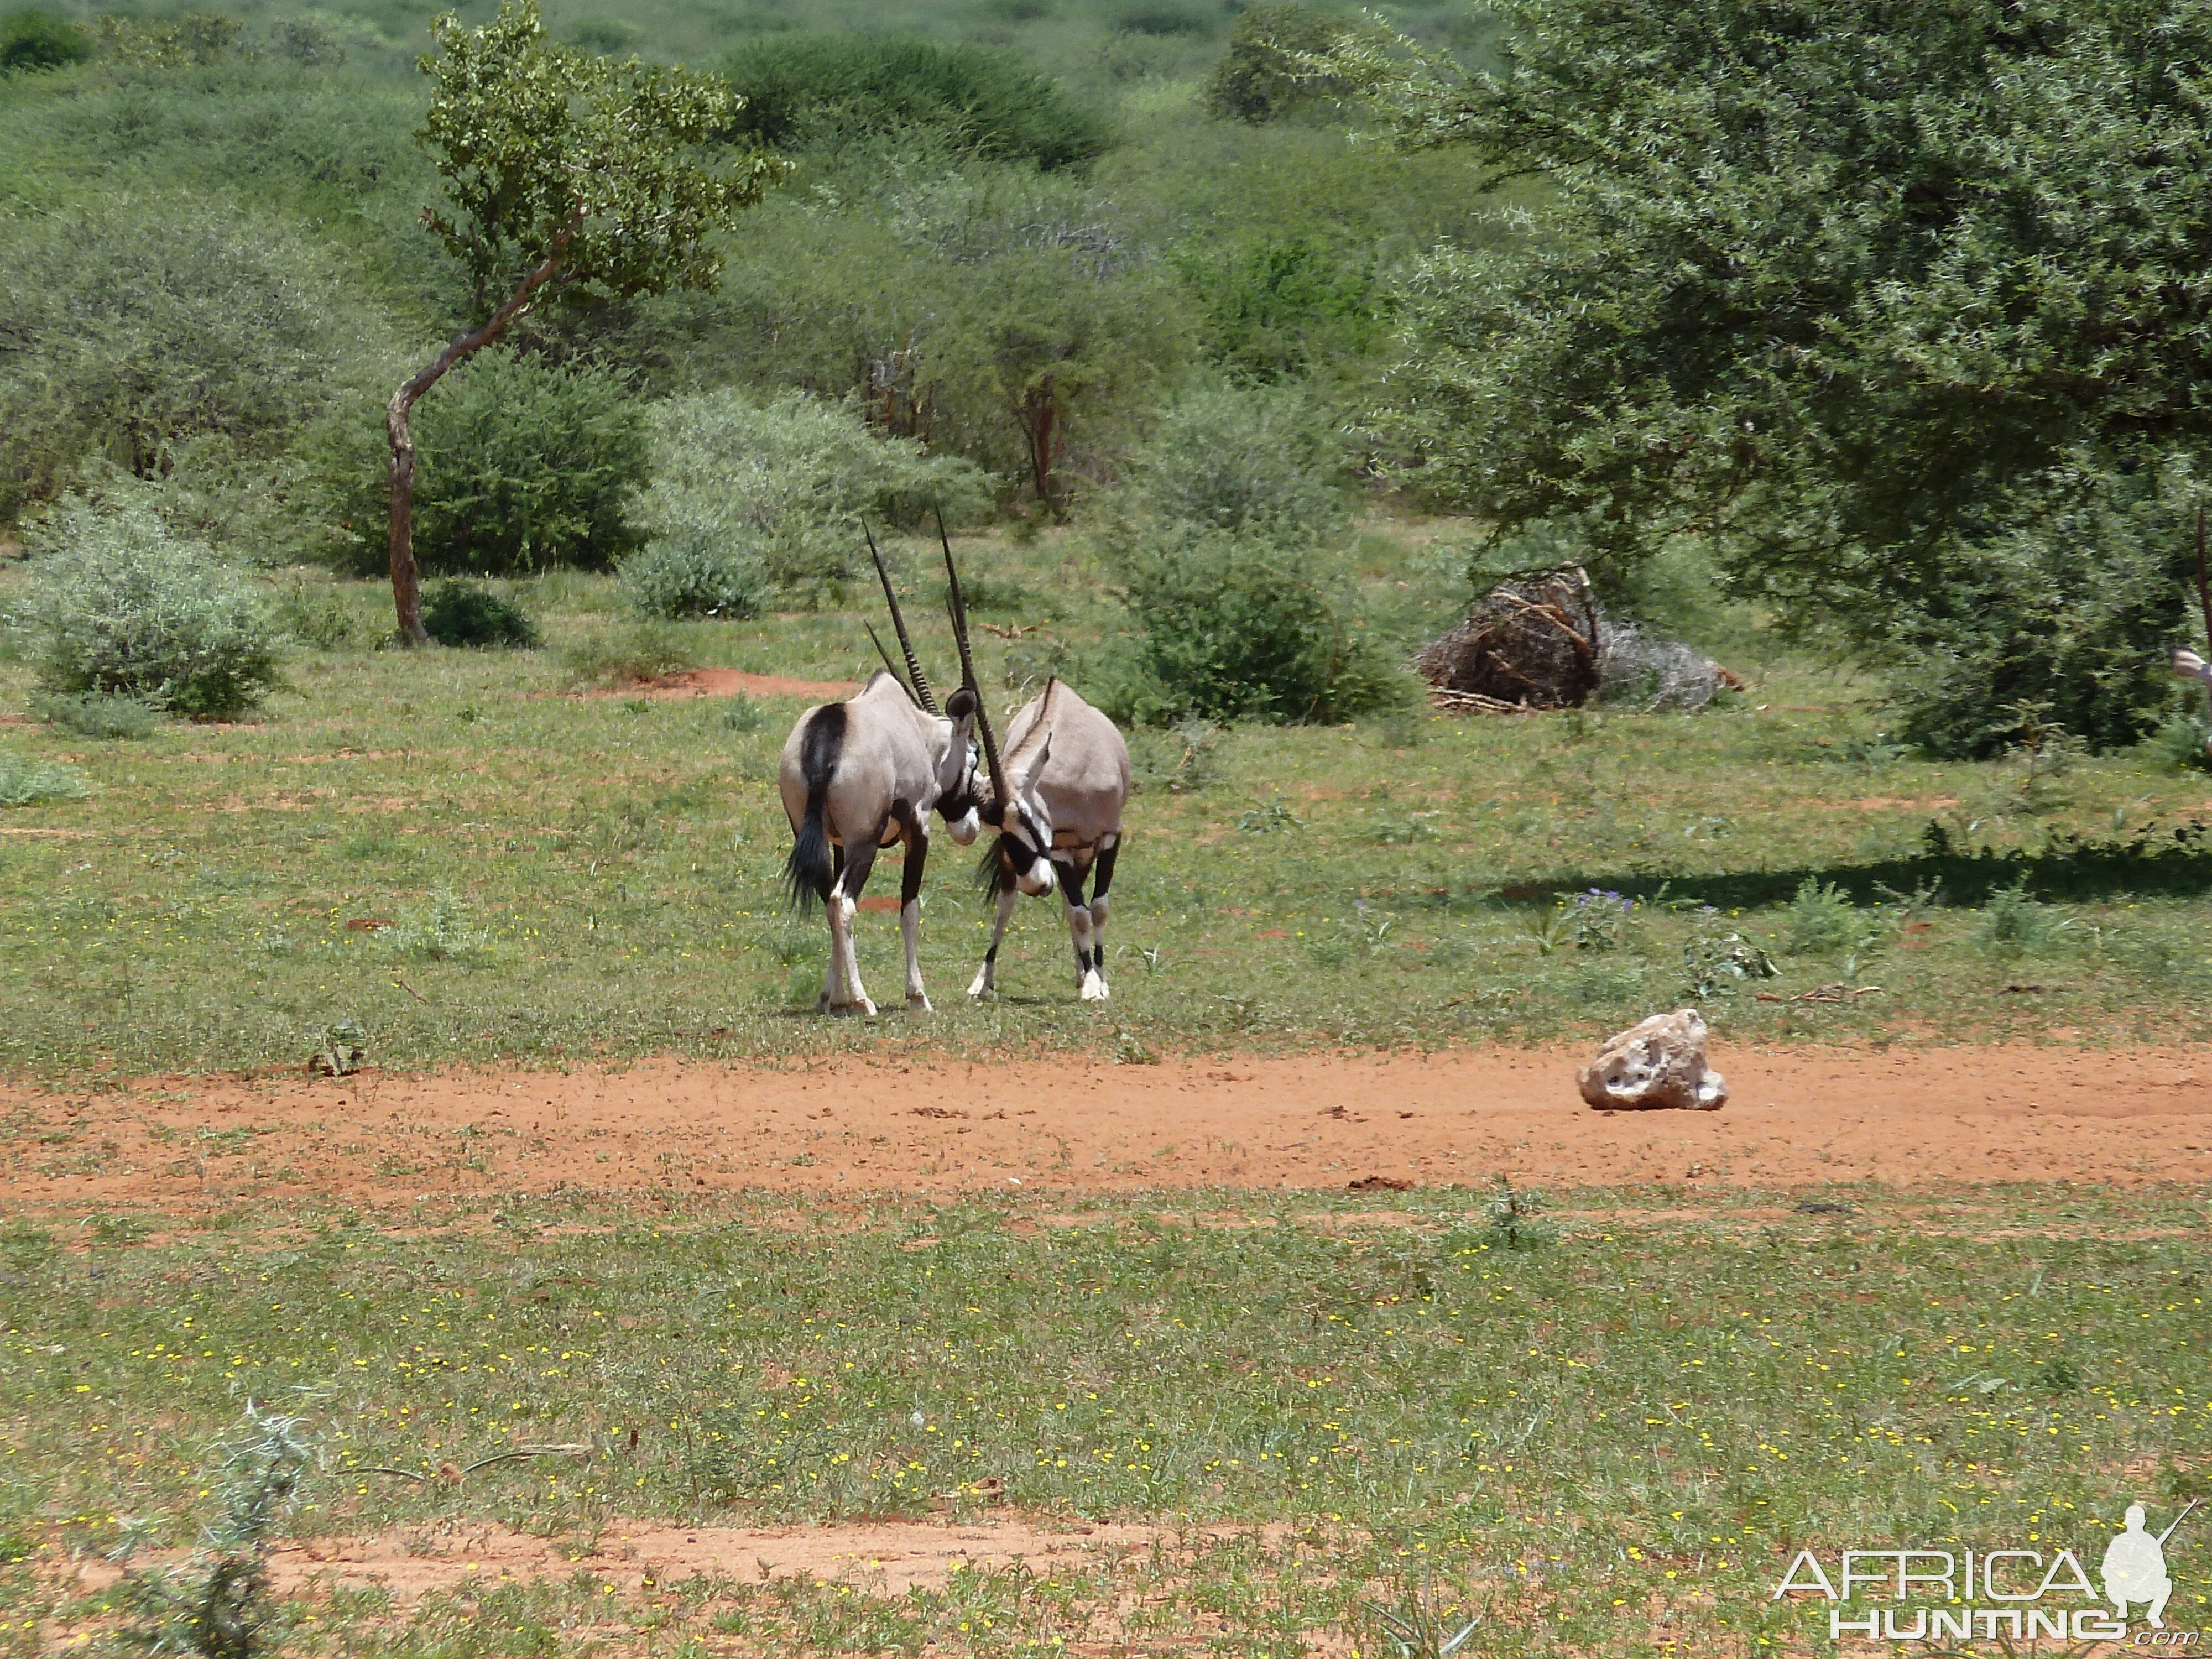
left=33, top=690, right=158, bottom=739
left=422, top=580, right=540, bottom=649
left=1976, top=878, right=2069, bottom=956
left=309, top=1019, right=368, bottom=1077
left=1484, top=1177, right=1556, bottom=1249
left=1782, top=877, right=1858, bottom=958
left=1682, top=920, right=1780, bottom=999
left=0, top=749, right=91, bottom=806
left=1237, top=796, right=1305, bottom=834
left=113, top=1402, right=316, bottom=1659
left=1363, top=1566, right=1482, bottom=1659
left=2035, top=1356, right=2081, bottom=1393
left=2141, top=708, right=2212, bottom=772
left=380, top=890, right=495, bottom=964
left=721, top=694, right=767, bottom=733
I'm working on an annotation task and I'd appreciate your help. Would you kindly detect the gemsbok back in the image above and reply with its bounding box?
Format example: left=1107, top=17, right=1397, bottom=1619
left=941, top=532, right=1131, bottom=1002
left=780, top=534, right=980, bottom=1015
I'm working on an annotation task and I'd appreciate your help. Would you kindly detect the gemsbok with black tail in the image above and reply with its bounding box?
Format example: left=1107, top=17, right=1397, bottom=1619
left=780, top=530, right=980, bottom=1015
left=941, top=526, right=1131, bottom=1003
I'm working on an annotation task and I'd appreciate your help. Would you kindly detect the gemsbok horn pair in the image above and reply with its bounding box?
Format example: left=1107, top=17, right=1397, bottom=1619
left=776, top=520, right=1131, bottom=1010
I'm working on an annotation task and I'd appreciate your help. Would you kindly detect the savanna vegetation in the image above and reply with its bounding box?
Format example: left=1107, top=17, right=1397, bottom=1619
left=4, top=3, right=2211, bottom=1654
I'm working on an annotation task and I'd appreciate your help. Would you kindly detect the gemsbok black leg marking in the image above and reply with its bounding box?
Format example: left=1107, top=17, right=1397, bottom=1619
left=894, top=801, right=932, bottom=1010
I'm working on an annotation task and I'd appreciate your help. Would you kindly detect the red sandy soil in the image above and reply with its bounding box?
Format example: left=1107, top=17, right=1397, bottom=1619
left=65, top=1515, right=1293, bottom=1601
left=6, top=1044, right=2209, bottom=1213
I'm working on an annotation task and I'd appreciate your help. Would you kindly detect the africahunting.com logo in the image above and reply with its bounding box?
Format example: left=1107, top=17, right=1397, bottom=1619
left=1771, top=1499, right=2199, bottom=1644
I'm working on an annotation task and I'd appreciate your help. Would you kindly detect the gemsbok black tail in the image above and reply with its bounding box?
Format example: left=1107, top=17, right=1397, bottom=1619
left=783, top=703, right=844, bottom=911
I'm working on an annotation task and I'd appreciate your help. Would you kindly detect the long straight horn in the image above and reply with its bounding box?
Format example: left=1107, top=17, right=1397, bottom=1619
left=864, top=519, right=937, bottom=714
left=938, top=507, right=1007, bottom=810
left=864, top=622, right=916, bottom=706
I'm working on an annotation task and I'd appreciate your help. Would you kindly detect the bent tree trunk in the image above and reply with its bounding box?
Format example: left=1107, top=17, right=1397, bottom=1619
left=1020, top=374, right=1065, bottom=521
left=385, top=222, right=576, bottom=645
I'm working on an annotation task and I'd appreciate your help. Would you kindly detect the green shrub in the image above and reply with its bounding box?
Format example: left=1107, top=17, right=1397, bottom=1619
left=561, top=622, right=695, bottom=686
left=721, top=34, right=1112, bottom=168
left=630, top=388, right=988, bottom=605
left=619, top=539, right=769, bottom=620
left=316, top=348, right=649, bottom=578
left=1201, top=2, right=1349, bottom=122
left=0, top=749, right=91, bottom=806
left=32, top=690, right=159, bottom=740
left=270, top=578, right=361, bottom=651
left=1129, top=380, right=1346, bottom=541
left=14, top=493, right=281, bottom=719
left=2141, top=707, right=2212, bottom=773
left=90, top=11, right=249, bottom=66
left=1116, top=3, right=1218, bottom=38
left=422, top=581, right=539, bottom=649
left=561, top=15, right=639, bottom=54
left=1105, top=528, right=1406, bottom=725
left=1177, top=236, right=1389, bottom=381
left=1, top=8, right=90, bottom=71
left=1782, top=877, right=1859, bottom=959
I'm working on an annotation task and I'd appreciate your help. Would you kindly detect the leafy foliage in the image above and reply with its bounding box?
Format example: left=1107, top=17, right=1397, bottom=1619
left=1330, top=0, right=2212, bottom=753
left=628, top=388, right=988, bottom=607
left=33, top=690, right=159, bottom=740
left=1201, top=2, right=1350, bottom=123
left=1176, top=234, right=1389, bottom=382
left=0, top=748, right=91, bottom=806
left=720, top=34, right=1112, bottom=169
left=416, top=0, right=776, bottom=319
left=1, top=8, right=89, bottom=71
left=0, top=197, right=400, bottom=523
left=422, top=580, right=539, bottom=649
left=321, top=348, right=649, bottom=577
left=14, top=492, right=281, bottom=719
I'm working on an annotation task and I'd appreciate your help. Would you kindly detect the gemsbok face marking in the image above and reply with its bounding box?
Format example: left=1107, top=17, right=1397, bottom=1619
left=940, top=523, right=1131, bottom=1003
left=777, top=531, right=975, bottom=1016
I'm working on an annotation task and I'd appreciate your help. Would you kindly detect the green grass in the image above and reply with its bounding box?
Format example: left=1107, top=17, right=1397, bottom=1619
left=2, top=1183, right=2206, bottom=1655
left=4, top=525, right=2212, bottom=1077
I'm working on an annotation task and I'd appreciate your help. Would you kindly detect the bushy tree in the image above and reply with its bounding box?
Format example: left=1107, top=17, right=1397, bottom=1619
left=1201, top=2, right=1349, bottom=123
left=625, top=388, right=988, bottom=613
left=320, top=347, right=649, bottom=577
left=14, top=491, right=281, bottom=719
left=1175, top=234, right=1389, bottom=382
left=383, top=0, right=776, bottom=643
left=1323, top=0, right=2212, bottom=752
left=0, top=197, right=401, bottom=523
left=720, top=35, right=1112, bottom=169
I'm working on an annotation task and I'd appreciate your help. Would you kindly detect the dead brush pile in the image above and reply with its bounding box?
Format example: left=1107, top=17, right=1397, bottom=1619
left=1417, top=567, right=1736, bottom=713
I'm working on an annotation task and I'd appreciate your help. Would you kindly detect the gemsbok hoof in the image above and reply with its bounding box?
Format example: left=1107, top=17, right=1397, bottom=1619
left=1080, top=973, right=1110, bottom=1002
left=907, top=992, right=933, bottom=1012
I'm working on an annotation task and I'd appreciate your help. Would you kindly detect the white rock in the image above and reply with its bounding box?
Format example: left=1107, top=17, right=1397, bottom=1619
left=1577, top=1009, right=1727, bottom=1111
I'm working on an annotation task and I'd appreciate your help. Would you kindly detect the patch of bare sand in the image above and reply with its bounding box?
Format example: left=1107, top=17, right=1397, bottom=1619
left=4, top=1044, right=2210, bottom=1214
left=62, top=1516, right=1295, bottom=1601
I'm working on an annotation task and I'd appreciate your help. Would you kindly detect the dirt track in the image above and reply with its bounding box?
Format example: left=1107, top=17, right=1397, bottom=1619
left=6, top=1042, right=2209, bottom=1212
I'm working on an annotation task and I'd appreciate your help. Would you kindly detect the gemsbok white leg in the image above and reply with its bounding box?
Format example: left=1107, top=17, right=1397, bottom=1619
left=1084, top=834, right=1119, bottom=1001
left=898, top=811, right=931, bottom=1011
left=830, top=837, right=880, bottom=1016
left=968, top=886, right=1019, bottom=999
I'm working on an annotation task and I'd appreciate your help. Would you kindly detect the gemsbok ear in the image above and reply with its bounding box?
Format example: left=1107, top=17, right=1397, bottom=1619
left=1018, top=732, right=1052, bottom=789
left=946, top=686, right=978, bottom=720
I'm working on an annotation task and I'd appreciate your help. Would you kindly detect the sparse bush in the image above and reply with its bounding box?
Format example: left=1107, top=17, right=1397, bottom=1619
left=422, top=580, right=539, bottom=649
left=2141, top=707, right=2212, bottom=773
left=270, top=579, right=359, bottom=651
left=632, top=388, right=987, bottom=605
left=315, top=348, right=649, bottom=578
left=92, top=11, right=249, bottom=66
left=1117, top=3, right=1217, bottom=38
left=1129, top=380, right=1345, bottom=542
left=561, top=14, right=639, bottom=54
left=1105, top=528, right=1407, bottom=726
left=381, top=889, right=496, bottom=964
left=1976, top=879, right=2069, bottom=956
left=14, top=493, right=281, bottom=719
left=267, top=18, right=345, bottom=66
left=1485, top=1177, right=1556, bottom=1249
left=1682, top=922, right=1779, bottom=999
left=33, top=690, right=159, bottom=740
left=113, top=1403, right=315, bottom=1659
left=721, top=34, right=1111, bottom=168
left=1783, top=878, right=1859, bottom=959
left=1, top=8, right=90, bottom=71
left=0, top=749, right=92, bottom=806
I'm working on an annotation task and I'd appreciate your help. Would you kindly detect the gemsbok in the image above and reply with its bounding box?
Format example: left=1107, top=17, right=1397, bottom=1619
left=779, top=533, right=980, bottom=1015
left=941, top=530, right=1131, bottom=1002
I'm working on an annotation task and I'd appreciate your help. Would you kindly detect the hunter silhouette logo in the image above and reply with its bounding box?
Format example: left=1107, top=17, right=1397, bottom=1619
left=2105, top=1500, right=2197, bottom=1630
left=1771, top=1496, right=2200, bottom=1642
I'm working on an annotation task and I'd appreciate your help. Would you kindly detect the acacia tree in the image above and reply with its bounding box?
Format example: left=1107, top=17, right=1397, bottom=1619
left=387, top=0, right=775, bottom=644
left=1316, top=0, right=2212, bottom=753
